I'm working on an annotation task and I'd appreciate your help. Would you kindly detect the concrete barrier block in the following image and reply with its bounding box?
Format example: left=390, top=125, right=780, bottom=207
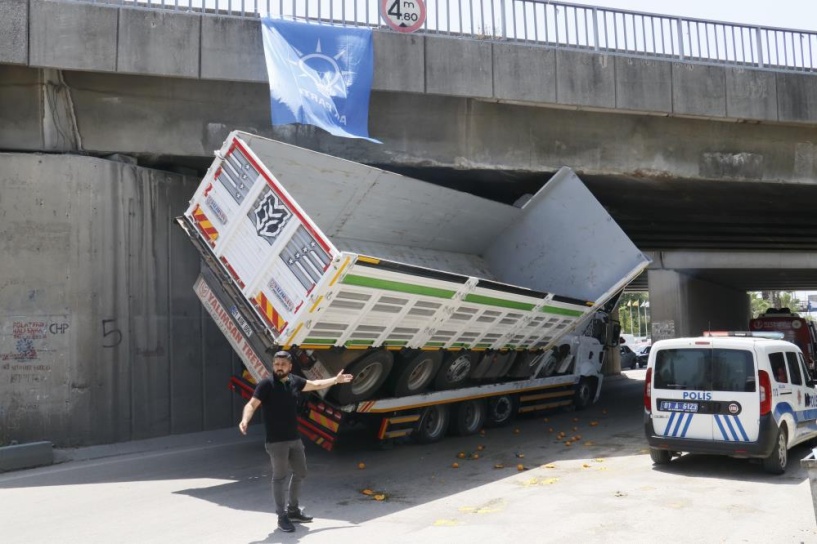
left=0, top=441, right=53, bottom=472
left=615, top=56, right=672, bottom=114
left=118, top=9, right=200, bottom=78
left=556, top=50, right=615, bottom=109
left=672, top=63, right=726, bottom=117
left=426, top=36, right=492, bottom=98
left=493, top=43, right=556, bottom=104
left=374, top=32, right=425, bottom=93
left=202, top=17, right=266, bottom=83
left=0, top=0, right=27, bottom=65
left=777, top=72, right=817, bottom=123
left=30, top=0, right=117, bottom=72
left=726, top=68, right=777, bottom=121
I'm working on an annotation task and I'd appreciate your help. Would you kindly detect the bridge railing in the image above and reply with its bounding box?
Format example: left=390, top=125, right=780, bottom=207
left=71, top=0, right=817, bottom=72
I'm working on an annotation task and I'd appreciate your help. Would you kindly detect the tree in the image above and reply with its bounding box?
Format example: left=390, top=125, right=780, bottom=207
left=617, top=292, right=649, bottom=337
left=750, top=291, right=801, bottom=318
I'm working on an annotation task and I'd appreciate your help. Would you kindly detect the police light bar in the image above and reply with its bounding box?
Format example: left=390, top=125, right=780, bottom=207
left=703, top=331, right=785, bottom=339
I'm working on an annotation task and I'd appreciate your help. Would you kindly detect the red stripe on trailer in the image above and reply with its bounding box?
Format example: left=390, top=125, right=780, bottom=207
left=232, top=138, right=333, bottom=255
left=219, top=256, right=245, bottom=289
left=298, top=416, right=337, bottom=443
left=377, top=417, right=389, bottom=440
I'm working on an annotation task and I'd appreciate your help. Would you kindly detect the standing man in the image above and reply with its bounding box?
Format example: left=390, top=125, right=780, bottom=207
left=239, top=350, right=353, bottom=533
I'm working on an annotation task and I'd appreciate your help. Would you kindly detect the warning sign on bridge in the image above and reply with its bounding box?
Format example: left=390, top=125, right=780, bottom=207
left=380, top=0, right=426, bottom=33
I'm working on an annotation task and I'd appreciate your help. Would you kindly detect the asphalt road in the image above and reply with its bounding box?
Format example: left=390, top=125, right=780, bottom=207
left=2, top=370, right=817, bottom=544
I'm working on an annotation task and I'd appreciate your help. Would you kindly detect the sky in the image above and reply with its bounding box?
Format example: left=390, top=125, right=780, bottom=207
left=563, top=0, right=817, bottom=32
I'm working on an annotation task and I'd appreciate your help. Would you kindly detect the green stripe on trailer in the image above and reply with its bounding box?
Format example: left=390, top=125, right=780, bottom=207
left=384, top=340, right=408, bottom=346
left=541, top=305, right=585, bottom=317
left=345, top=339, right=375, bottom=347
left=462, top=294, right=536, bottom=311
left=303, top=338, right=337, bottom=345
left=342, top=274, right=456, bottom=299
left=449, top=342, right=471, bottom=349
left=475, top=343, right=492, bottom=349
left=424, top=342, right=445, bottom=347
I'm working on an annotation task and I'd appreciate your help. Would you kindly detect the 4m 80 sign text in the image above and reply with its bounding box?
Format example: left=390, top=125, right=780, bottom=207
left=380, top=0, right=426, bottom=33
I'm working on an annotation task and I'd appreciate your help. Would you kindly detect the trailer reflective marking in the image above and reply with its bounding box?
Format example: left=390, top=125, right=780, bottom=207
left=329, top=257, right=352, bottom=286
left=283, top=322, right=304, bottom=348
left=308, top=296, right=324, bottom=313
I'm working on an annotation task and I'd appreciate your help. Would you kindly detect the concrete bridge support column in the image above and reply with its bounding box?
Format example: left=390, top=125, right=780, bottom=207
left=648, top=269, right=751, bottom=341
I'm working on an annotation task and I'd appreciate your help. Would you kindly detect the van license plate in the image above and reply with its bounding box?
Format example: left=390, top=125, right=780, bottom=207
left=660, top=401, right=699, bottom=413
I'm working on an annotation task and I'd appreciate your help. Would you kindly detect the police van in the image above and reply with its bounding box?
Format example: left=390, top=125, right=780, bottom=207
left=644, top=332, right=817, bottom=474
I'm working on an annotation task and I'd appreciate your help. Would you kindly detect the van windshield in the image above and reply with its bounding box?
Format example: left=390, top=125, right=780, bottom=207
left=653, top=348, right=756, bottom=392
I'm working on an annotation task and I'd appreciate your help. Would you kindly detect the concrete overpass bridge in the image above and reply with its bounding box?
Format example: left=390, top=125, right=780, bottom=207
left=2, top=0, right=817, bottom=445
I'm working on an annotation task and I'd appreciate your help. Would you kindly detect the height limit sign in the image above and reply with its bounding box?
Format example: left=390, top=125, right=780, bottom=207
left=380, top=0, right=426, bottom=33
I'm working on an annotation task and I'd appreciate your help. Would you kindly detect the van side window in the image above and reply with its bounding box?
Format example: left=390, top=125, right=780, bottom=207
left=769, top=352, right=788, bottom=383
left=785, top=352, right=803, bottom=386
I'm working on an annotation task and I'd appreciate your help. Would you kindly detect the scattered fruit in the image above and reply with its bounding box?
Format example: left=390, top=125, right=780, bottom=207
left=564, top=441, right=572, bottom=447
left=457, top=452, right=466, bottom=459
left=361, top=489, right=374, bottom=495
left=589, top=421, right=599, bottom=427
left=543, top=417, right=549, bottom=422
left=476, top=445, right=485, bottom=451
left=548, top=428, right=554, bottom=433
left=514, top=428, right=521, bottom=434
left=544, top=463, right=556, bottom=469
left=516, top=453, right=525, bottom=459
left=471, top=453, right=480, bottom=460
left=452, top=462, right=460, bottom=468
left=357, top=462, right=366, bottom=470
left=374, top=494, right=386, bottom=501
left=572, top=426, right=578, bottom=431
left=494, top=463, right=505, bottom=469
left=517, top=464, right=525, bottom=471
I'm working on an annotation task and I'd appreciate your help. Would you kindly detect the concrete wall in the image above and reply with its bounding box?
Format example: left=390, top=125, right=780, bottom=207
left=0, top=153, right=244, bottom=447
left=648, top=270, right=751, bottom=341
left=4, top=65, right=817, bottom=185
left=3, top=1, right=817, bottom=130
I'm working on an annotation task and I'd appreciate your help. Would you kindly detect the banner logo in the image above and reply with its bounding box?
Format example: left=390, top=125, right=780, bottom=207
left=261, top=19, right=380, bottom=143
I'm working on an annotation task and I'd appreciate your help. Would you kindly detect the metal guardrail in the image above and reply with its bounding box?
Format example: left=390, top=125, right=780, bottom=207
left=71, top=0, right=817, bottom=72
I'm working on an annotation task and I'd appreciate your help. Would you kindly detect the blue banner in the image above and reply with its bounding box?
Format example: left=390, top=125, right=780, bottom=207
left=261, top=19, right=380, bottom=143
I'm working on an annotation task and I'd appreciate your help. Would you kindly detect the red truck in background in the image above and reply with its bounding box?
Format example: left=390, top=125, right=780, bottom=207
left=750, top=308, right=817, bottom=373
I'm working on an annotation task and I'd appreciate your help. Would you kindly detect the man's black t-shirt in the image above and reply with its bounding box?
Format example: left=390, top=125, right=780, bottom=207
left=252, top=374, right=306, bottom=443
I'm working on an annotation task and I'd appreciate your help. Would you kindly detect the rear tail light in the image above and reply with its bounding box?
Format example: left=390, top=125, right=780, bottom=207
left=759, top=370, right=772, bottom=415
left=644, top=368, right=652, bottom=412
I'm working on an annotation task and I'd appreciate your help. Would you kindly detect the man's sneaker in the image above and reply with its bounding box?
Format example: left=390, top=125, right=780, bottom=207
left=277, top=514, right=295, bottom=533
left=286, top=508, right=314, bottom=523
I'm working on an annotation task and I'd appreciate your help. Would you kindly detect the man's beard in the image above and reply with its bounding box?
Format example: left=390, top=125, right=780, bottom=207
left=274, top=369, right=289, bottom=379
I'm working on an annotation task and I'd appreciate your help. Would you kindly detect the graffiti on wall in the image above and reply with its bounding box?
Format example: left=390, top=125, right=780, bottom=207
left=1, top=316, right=70, bottom=384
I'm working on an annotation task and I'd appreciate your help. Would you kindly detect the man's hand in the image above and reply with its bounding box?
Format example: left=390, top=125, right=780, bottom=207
left=335, top=369, right=353, bottom=384
left=239, top=419, right=249, bottom=435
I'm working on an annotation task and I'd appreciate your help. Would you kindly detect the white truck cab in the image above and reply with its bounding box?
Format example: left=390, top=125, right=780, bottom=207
left=644, top=333, right=817, bottom=474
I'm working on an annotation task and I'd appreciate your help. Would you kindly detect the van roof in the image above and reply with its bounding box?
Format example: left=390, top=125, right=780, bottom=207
left=652, top=336, right=798, bottom=351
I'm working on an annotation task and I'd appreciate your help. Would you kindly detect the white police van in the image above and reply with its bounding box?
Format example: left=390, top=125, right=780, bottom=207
left=644, top=332, right=817, bottom=474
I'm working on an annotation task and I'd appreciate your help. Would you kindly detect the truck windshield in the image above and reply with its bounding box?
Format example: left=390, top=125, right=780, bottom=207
left=653, top=348, right=756, bottom=393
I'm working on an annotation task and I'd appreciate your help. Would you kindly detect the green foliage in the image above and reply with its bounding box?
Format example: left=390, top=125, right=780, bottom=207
left=750, top=291, right=803, bottom=318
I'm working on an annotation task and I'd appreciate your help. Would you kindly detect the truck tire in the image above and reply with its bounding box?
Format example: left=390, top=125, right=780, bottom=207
left=389, top=351, right=443, bottom=397
left=485, top=394, right=518, bottom=427
left=574, top=377, right=597, bottom=411
left=649, top=448, right=672, bottom=465
left=414, top=404, right=450, bottom=444
left=433, top=351, right=475, bottom=390
left=762, top=425, right=788, bottom=475
left=450, top=399, right=487, bottom=436
left=330, top=350, right=393, bottom=405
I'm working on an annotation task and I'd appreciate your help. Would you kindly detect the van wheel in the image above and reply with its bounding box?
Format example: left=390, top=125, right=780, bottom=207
left=433, top=351, right=474, bottom=390
left=574, top=377, right=597, bottom=411
left=450, top=399, right=487, bottom=436
left=649, top=448, right=672, bottom=465
left=485, top=395, right=518, bottom=427
left=762, top=425, right=788, bottom=475
left=414, top=405, right=450, bottom=444
left=330, top=350, right=393, bottom=405
left=389, top=351, right=443, bottom=397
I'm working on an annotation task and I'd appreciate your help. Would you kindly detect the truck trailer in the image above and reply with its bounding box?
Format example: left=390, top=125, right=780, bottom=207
left=177, top=131, right=649, bottom=450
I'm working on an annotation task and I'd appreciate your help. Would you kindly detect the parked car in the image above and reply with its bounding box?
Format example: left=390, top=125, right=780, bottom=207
left=620, top=345, right=638, bottom=369
left=634, top=345, right=651, bottom=368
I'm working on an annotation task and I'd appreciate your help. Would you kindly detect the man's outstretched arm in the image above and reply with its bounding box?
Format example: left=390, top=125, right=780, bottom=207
left=239, top=397, right=262, bottom=435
